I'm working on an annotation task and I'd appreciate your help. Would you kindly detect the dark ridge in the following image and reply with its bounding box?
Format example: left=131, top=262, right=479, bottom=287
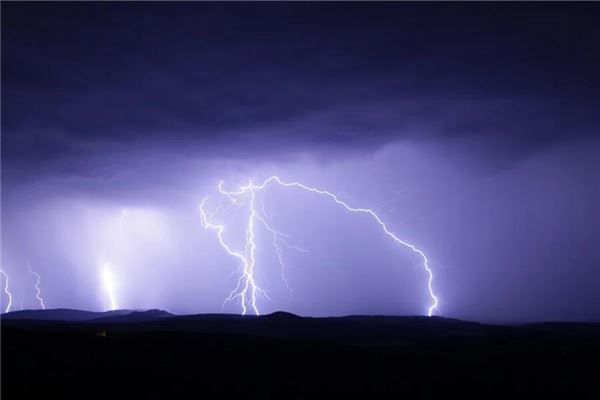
left=2, top=310, right=599, bottom=398
left=86, top=309, right=175, bottom=323
left=263, top=311, right=301, bottom=319
left=0, top=308, right=174, bottom=323
left=0, top=308, right=131, bottom=321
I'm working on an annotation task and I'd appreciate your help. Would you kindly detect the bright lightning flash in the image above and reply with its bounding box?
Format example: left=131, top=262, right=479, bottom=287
left=0, top=269, right=14, bottom=313
left=28, top=265, right=47, bottom=310
left=101, top=264, right=118, bottom=310
left=199, top=176, right=440, bottom=317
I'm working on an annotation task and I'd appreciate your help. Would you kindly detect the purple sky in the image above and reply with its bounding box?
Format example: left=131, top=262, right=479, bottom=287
left=2, top=3, right=599, bottom=322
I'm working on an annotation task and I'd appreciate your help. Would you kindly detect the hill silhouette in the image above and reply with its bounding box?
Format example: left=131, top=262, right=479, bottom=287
left=2, top=308, right=174, bottom=323
left=2, top=309, right=599, bottom=398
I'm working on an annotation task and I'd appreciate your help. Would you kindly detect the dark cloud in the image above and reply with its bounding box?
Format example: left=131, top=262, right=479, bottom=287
left=3, top=2, right=599, bottom=170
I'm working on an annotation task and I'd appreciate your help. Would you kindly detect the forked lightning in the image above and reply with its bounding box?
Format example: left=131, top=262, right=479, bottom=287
left=199, top=176, right=440, bottom=316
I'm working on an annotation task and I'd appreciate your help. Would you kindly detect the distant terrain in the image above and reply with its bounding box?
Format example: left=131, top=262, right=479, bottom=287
left=2, top=309, right=599, bottom=398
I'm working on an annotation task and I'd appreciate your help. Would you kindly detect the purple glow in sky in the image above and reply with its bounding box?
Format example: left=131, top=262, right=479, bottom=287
left=1, top=3, right=599, bottom=322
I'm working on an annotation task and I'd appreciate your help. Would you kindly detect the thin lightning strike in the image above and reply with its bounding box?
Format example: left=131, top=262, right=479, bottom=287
left=101, top=264, right=118, bottom=310
left=28, top=265, right=47, bottom=309
left=256, top=214, right=308, bottom=293
left=99, top=209, right=128, bottom=311
left=0, top=269, right=13, bottom=313
left=200, top=176, right=440, bottom=317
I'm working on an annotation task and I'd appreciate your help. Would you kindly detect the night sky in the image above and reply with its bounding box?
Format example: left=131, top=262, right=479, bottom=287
left=2, top=2, right=599, bottom=322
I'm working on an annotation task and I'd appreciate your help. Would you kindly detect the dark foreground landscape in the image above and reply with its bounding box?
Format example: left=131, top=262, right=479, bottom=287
left=2, top=309, right=599, bottom=398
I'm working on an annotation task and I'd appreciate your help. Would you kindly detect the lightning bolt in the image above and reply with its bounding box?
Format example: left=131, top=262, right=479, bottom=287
left=99, top=209, right=129, bottom=311
left=28, top=264, right=47, bottom=310
left=256, top=214, right=308, bottom=294
left=101, top=264, right=118, bottom=310
left=199, top=176, right=440, bottom=317
left=199, top=185, right=269, bottom=315
left=0, top=269, right=13, bottom=313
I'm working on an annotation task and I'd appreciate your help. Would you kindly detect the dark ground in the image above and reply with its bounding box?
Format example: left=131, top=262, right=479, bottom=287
left=2, top=310, right=599, bottom=399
